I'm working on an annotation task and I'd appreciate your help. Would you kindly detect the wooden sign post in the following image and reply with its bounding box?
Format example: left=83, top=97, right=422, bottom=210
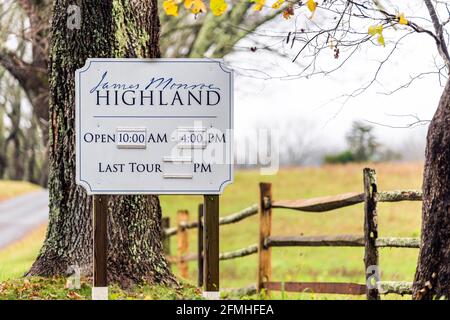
left=75, top=59, right=233, bottom=300
left=92, top=195, right=108, bottom=300
left=203, top=195, right=220, bottom=299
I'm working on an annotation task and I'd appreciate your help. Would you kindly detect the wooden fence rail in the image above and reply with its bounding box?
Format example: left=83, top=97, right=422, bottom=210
left=223, top=281, right=413, bottom=298
left=271, top=192, right=364, bottom=212
left=164, top=204, right=259, bottom=237
left=161, top=167, right=422, bottom=299
left=168, top=244, right=259, bottom=263
left=265, top=235, right=420, bottom=248
left=270, top=190, right=422, bottom=213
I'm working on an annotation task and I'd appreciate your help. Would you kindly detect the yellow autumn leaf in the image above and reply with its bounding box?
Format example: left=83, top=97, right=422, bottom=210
left=368, top=25, right=385, bottom=46
left=272, top=0, right=284, bottom=9
left=185, top=0, right=206, bottom=14
left=251, top=0, right=265, bottom=11
left=377, top=34, right=385, bottom=46
left=163, top=0, right=179, bottom=16
left=211, top=0, right=227, bottom=16
left=307, top=0, right=317, bottom=13
left=368, top=25, right=383, bottom=36
left=398, top=13, right=408, bottom=25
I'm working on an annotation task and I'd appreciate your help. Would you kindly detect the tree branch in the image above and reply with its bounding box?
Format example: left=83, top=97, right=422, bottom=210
left=0, top=48, right=34, bottom=90
left=0, top=47, right=48, bottom=122
left=423, top=0, right=450, bottom=70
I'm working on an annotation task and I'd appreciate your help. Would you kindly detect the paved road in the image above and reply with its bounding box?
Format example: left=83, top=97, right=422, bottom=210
left=0, top=190, right=48, bottom=249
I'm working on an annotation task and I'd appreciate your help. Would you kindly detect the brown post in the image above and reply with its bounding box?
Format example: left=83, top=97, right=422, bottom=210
left=363, top=168, right=380, bottom=300
left=198, top=203, right=204, bottom=288
left=177, top=210, right=189, bottom=278
left=257, top=183, right=272, bottom=293
left=161, top=217, right=171, bottom=267
left=203, top=195, right=219, bottom=298
left=93, top=195, right=108, bottom=299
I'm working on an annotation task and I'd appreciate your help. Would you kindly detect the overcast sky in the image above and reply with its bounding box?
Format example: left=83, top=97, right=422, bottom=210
left=226, top=0, right=446, bottom=156
left=2, top=0, right=445, bottom=161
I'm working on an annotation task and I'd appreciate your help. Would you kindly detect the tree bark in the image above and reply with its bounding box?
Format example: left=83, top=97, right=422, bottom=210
left=413, top=79, right=450, bottom=299
left=27, top=0, right=176, bottom=288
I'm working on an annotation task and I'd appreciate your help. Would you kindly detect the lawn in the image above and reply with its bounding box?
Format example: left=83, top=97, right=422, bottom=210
left=0, top=180, right=44, bottom=282
left=0, top=162, right=423, bottom=299
left=160, top=162, right=423, bottom=299
left=0, top=277, right=201, bottom=300
left=0, top=225, right=46, bottom=281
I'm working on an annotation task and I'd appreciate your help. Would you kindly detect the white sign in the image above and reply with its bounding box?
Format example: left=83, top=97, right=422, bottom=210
left=75, top=58, right=233, bottom=194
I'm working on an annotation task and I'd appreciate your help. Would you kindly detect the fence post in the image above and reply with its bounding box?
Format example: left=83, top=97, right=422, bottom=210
left=177, top=210, right=189, bottom=279
left=258, top=183, right=272, bottom=294
left=162, top=217, right=171, bottom=267
left=363, top=168, right=380, bottom=300
left=198, top=203, right=204, bottom=288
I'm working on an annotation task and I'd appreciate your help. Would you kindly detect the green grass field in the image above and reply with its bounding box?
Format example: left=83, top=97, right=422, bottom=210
left=0, top=162, right=423, bottom=299
left=160, top=162, right=423, bottom=299
left=0, top=225, right=47, bottom=282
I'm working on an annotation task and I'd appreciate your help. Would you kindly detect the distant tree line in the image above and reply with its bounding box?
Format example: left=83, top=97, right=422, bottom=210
left=0, top=56, right=46, bottom=185
left=324, top=121, right=401, bottom=164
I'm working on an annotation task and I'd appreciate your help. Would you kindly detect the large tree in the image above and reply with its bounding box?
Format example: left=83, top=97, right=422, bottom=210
left=26, top=0, right=175, bottom=287
left=413, top=71, right=450, bottom=299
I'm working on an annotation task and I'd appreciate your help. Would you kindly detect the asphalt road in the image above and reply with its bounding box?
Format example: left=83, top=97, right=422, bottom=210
left=0, top=190, right=48, bottom=249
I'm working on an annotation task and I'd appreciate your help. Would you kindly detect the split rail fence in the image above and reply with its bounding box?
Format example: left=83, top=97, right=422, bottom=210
left=162, top=168, right=422, bottom=299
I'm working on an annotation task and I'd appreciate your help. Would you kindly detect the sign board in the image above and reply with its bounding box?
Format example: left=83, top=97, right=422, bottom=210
left=75, top=58, right=233, bottom=194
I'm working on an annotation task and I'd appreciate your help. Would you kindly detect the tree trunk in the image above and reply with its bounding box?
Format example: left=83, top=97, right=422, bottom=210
left=27, top=0, right=176, bottom=288
left=5, top=93, right=24, bottom=180
left=413, top=79, right=450, bottom=299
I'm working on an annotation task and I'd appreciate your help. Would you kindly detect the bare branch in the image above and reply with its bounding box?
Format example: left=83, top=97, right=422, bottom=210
left=365, top=113, right=431, bottom=129
left=0, top=48, right=36, bottom=90
left=423, top=0, right=450, bottom=70
left=377, top=69, right=447, bottom=96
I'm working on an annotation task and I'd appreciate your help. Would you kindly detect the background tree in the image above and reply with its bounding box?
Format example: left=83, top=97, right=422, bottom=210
left=346, top=121, right=378, bottom=162
left=0, top=0, right=50, bottom=185
left=159, top=1, right=281, bottom=58
left=0, top=62, right=46, bottom=182
left=26, top=0, right=176, bottom=287
left=0, top=0, right=49, bottom=128
left=324, top=121, right=402, bottom=164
